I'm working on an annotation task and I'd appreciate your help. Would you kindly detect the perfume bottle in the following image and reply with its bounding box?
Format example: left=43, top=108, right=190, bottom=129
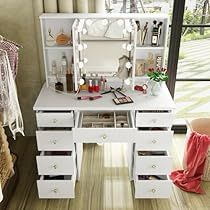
left=66, top=67, right=74, bottom=92
left=80, top=74, right=87, bottom=91
left=56, top=29, right=70, bottom=46
left=151, top=20, right=159, bottom=46
left=61, top=52, right=68, bottom=75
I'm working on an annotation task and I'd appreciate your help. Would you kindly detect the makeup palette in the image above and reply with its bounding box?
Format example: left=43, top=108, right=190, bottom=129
left=113, top=96, right=133, bottom=105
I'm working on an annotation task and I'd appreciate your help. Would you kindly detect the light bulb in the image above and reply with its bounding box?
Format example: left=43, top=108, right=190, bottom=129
left=82, top=28, right=87, bottom=34
left=79, top=78, right=85, bottom=85
left=126, top=44, right=133, bottom=51
left=78, top=44, right=83, bottom=51
left=83, top=43, right=87, bottom=49
left=122, top=29, right=127, bottom=35
left=124, top=78, right=131, bottom=85
left=78, top=26, right=83, bottom=33
left=78, top=61, right=84, bottom=68
left=86, top=19, right=93, bottom=26
left=117, top=19, right=124, bottom=26
left=84, top=58, right=88, bottom=63
left=125, top=62, right=132, bottom=69
left=126, top=26, right=132, bottom=33
left=122, top=43, right=127, bottom=49
left=102, top=19, right=108, bottom=26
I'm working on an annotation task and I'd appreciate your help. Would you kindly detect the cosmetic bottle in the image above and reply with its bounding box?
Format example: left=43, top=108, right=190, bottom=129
left=51, top=60, right=57, bottom=75
left=61, top=52, right=68, bottom=75
left=66, top=67, right=73, bottom=92
left=80, top=73, right=87, bottom=91
left=94, top=80, right=100, bottom=92
left=100, top=76, right=105, bottom=91
left=151, top=20, right=159, bottom=46
left=88, top=79, right=94, bottom=93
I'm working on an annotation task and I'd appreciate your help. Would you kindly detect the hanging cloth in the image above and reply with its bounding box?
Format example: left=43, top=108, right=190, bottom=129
left=0, top=35, right=20, bottom=78
left=0, top=49, right=24, bottom=139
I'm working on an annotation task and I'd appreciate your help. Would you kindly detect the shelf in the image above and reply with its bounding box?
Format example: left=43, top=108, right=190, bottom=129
left=136, top=46, right=164, bottom=50
left=44, top=46, right=73, bottom=50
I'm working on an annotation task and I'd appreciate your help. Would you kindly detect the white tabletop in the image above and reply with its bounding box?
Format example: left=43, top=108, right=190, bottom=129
left=33, top=84, right=175, bottom=111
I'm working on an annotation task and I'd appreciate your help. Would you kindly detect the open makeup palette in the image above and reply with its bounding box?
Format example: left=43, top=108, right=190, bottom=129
left=80, top=111, right=131, bottom=128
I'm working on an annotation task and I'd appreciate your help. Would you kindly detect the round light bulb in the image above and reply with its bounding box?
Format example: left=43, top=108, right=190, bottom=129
left=102, top=19, right=108, bottom=26
left=86, top=19, right=93, bottom=26
left=122, top=43, right=127, bottom=49
left=83, top=43, right=88, bottom=49
left=124, top=78, right=131, bottom=85
left=78, top=62, right=84, bottom=68
left=117, top=19, right=124, bottom=26
left=78, top=44, right=83, bottom=51
left=82, top=28, right=87, bottom=34
left=125, top=62, right=132, bottom=69
left=126, top=44, right=133, bottom=51
left=77, top=25, right=83, bottom=33
left=79, top=78, right=85, bottom=85
left=84, top=58, right=88, bottom=63
left=122, top=29, right=127, bottom=35
left=127, top=26, right=132, bottom=33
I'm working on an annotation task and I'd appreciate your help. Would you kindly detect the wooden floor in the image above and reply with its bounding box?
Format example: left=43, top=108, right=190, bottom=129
left=2, top=135, right=210, bottom=210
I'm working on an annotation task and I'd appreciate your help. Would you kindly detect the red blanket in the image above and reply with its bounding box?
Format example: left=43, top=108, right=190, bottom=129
left=170, top=131, right=210, bottom=194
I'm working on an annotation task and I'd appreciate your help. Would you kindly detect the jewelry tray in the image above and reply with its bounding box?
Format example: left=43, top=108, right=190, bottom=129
left=80, top=111, right=131, bottom=128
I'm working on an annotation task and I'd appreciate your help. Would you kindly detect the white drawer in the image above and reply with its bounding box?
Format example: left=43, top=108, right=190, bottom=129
left=73, top=111, right=136, bottom=143
left=134, top=175, right=172, bottom=198
left=135, top=129, right=173, bottom=151
left=37, top=173, right=76, bottom=199
left=36, top=111, right=74, bottom=127
left=36, top=151, right=75, bottom=175
left=36, top=130, right=74, bottom=151
left=135, top=151, right=172, bottom=175
left=136, top=111, right=173, bottom=127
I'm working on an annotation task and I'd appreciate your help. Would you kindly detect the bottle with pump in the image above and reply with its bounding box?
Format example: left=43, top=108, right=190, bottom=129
left=61, top=52, right=68, bottom=75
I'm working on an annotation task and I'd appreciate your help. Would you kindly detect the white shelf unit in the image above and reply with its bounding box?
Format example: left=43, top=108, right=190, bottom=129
left=39, top=13, right=169, bottom=91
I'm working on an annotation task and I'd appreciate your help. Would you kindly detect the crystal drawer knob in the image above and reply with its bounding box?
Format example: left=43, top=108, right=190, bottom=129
left=51, top=140, right=57, bottom=145
left=52, top=119, right=57, bottom=123
left=151, top=189, right=156, bottom=193
left=52, top=164, right=57, bottom=169
left=101, top=134, right=107, bottom=140
left=152, top=140, right=157, bottom=144
left=52, top=188, right=58, bottom=193
left=152, top=164, right=157, bottom=169
left=152, top=119, right=157, bottom=123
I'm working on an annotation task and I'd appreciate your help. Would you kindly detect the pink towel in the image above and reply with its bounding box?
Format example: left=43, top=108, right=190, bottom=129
left=170, top=131, right=210, bottom=194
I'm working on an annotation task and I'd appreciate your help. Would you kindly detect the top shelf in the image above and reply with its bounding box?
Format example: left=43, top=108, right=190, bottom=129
left=40, top=13, right=169, bottom=20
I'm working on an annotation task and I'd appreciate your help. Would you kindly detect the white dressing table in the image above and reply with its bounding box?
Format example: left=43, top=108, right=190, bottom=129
left=33, top=83, right=175, bottom=199
left=33, top=13, right=175, bottom=199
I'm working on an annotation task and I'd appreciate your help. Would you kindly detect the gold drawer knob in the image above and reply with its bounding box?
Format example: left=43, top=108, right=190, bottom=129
left=101, top=134, right=107, bottom=140
left=152, top=164, right=157, bottom=169
left=52, top=119, right=57, bottom=123
left=152, top=140, right=157, bottom=144
left=52, top=188, right=58, bottom=193
left=151, top=189, right=156, bottom=193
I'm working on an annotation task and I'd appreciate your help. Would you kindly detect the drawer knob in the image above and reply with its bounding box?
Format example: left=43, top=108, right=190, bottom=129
left=152, top=119, right=157, bottom=123
left=52, top=119, right=57, bottom=123
left=152, top=165, right=157, bottom=169
left=52, top=188, right=58, bottom=193
left=51, top=140, right=57, bottom=145
left=151, top=189, right=156, bottom=193
left=101, top=134, right=107, bottom=140
left=152, top=140, right=157, bottom=144
left=52, top=164, right=57, bottom=169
